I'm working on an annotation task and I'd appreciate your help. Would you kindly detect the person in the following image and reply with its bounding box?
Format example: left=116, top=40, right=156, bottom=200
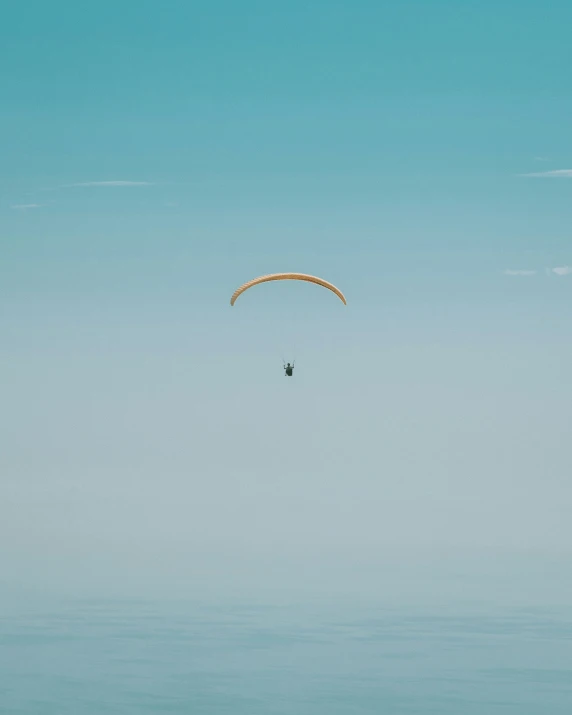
left=284, top=362, right=294, bottom=377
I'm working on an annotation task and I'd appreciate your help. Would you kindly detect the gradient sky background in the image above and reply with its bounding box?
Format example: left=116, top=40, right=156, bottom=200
left=1, top=0, right=571, bottom=605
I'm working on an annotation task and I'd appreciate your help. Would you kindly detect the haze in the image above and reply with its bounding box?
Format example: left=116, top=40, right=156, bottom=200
left=1, top=0, right=571, bottom=607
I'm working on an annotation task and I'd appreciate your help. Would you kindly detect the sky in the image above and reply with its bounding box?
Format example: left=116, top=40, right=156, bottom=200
left=1, top=0, right=572, bottom=605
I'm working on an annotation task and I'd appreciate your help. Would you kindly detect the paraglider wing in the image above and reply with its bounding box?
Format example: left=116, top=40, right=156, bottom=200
left=230, top=273, right=347, bottom=306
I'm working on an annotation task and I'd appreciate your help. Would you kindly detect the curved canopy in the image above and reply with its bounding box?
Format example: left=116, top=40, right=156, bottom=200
left=230, top=273, right=346, bottom=306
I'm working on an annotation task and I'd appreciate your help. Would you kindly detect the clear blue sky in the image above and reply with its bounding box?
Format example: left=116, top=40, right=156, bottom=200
left=1, top=0, right=571, bottom=602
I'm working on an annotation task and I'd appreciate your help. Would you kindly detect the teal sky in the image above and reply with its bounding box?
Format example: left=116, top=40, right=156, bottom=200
left=1, top=0, right=571, bottom=602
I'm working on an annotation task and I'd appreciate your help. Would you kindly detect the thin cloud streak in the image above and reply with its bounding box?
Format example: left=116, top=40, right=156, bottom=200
left=11, top=203, right=44, bottom=209
left=62, top=181, right=155, bottom=187
left=520, top=169, right=572, bottom=178
left=503, top=269, right=537, bottom=276
left=551, top=266, right=572, bottom=276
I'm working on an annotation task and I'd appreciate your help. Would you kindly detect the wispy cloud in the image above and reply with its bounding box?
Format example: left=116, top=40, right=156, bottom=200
left=551, top=266, right=572, bottom=276
left=62, top=181, right=155, bottom=187
left=504, top=265, right=572, bottom=277
left=520, top=169, right=572, bottom=178
left=11, top=203, right=44, bottom=210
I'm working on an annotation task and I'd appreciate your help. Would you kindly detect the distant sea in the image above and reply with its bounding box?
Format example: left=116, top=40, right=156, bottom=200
left=1, top=597, right=571, bottom=714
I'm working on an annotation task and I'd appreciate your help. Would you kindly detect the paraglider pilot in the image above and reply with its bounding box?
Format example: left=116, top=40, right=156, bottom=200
left=284, top=362, right=294, bottom=377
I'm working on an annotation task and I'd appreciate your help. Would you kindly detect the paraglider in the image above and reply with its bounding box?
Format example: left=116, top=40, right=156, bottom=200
left=230, top=272, right=346, bottom=377
left=230, top=273, right=346, bottom=306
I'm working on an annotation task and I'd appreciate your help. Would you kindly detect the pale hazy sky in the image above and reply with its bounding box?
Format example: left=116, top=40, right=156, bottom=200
left=1, top=0, right=571, bottom=604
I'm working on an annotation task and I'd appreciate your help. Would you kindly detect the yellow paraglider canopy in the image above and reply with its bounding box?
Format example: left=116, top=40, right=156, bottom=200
left=230, top=273, right=346, bottom=306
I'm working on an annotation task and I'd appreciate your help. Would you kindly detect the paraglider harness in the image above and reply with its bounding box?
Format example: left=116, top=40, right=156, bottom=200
left=284, top=361, right=294, bottom=377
